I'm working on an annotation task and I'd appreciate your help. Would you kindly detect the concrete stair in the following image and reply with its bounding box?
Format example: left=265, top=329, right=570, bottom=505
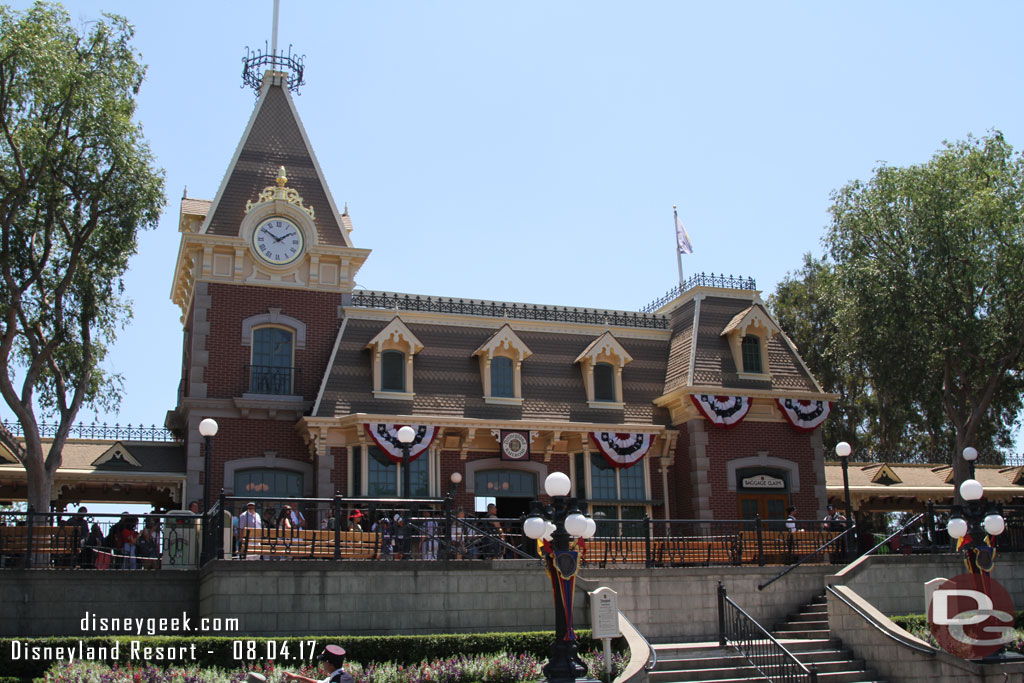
left=649, top=595, right=886, bottom=682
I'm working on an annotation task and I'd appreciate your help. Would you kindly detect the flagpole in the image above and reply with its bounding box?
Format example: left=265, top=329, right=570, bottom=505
left=674, top=205, right=684, bottom=290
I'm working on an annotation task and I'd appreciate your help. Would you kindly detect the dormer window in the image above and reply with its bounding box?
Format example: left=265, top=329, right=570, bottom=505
left=720, top=304, right=780, bottom=381
left=474, top=324, right=532, bottom=405
left=594, top=363, right=616, bottom=402
left=381, top=350, right=405, bottom=392
left=491, top=356, right=515, bottom=398
left=575, top=331, right=632, bottom=410
left=741, top=336, right=762, bottom=374
left=366, top=316, right=423, bottom=400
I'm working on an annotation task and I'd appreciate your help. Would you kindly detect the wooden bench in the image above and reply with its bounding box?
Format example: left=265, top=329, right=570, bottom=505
left=656, top=535, right=740, bottom=566
left=0, top=525, right=80, bottom=565
left=240, top=528, right=378, bottom=560
left=739, top=530, right=840, bottom=564
left=581, top=538, right=647, bottom=566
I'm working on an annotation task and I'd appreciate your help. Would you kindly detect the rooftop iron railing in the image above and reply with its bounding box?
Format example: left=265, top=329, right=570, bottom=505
left=641, top=273, right=757, bottom=312
left=1, top=420, right=176, bottom=442
left=348, top=291, right=670, bottom=329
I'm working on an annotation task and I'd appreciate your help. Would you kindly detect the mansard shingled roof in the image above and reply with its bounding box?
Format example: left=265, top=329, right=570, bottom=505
left=202, top=81, right=349, bottom=247
left=316, top=317, right=672, bottom=426
left=664, top=295, right=822, bottom=394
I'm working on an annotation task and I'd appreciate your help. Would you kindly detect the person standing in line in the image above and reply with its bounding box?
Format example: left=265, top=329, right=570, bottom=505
left=785, top=506, right=797, bottom=532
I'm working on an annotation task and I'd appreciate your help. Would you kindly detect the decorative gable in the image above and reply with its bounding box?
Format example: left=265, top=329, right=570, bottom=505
left=575, top=331, right=633, bottom=409
left=91, top=442, right=142, bottom=468
left=473, top=325, right=533, bottom=405
left=720, top=304, right=780, bottom=380
left=366, top=317, right=424, bottom=355
left=868, top=463, right=902, bottom=486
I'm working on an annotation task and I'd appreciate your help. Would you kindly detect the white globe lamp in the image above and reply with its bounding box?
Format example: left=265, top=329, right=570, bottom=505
left=564, top=513, right=588, bottom=537
left=960, top=479, right=984, bottom=501
left=523, top=516, right=547, bottom=540
left=198, top=418, right=219, bottom=438
left=946, top=517, right=968, bottom=539
left=583, top=517, right=597, bottom=539
left=835, top=442, right=851, bottom=458
left=545, top=472, right=572, bottom=497
left=983, top=514, right=1006, bottom=536
left=396, top=425, right=416, bottom=444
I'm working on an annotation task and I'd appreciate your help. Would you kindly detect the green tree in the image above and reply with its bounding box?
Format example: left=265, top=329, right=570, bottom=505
left=0, top=2, right=165, bottom=512
left=824, top=132, right=1024, bottom=492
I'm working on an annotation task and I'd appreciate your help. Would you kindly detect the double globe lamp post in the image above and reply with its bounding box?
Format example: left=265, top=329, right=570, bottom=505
left=523, top=472, right=598, bottom=683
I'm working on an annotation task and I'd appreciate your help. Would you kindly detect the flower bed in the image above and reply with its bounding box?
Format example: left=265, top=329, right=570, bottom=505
left=39, top=650, right=626, bottom=683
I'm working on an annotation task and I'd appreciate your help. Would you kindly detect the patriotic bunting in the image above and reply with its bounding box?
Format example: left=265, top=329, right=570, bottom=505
left=364, top=423, right=438, bottom=464
left=691, top=394, right=752, bottom=428
left=589, top=432, right=655, bottom=469
left=776, top=398, right=831, bottom=432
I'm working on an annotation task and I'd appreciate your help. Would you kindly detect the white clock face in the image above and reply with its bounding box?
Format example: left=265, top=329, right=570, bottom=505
left=253, top=217, right=304, bottom=265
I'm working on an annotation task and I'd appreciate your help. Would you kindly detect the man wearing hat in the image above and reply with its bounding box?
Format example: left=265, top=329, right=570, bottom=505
left=283, top=644, right=352, bottom=683
left=236, top=502, right=263, bottom=559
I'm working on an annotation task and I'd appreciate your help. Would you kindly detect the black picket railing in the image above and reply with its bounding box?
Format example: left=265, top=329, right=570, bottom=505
left=718, top=582, right=818, bottom=683
left=0, top=509, right=205, bottom=569
left=641, top=273, right=757, bottom=312
left=349, top=291, right=670, bottom=330
left=244, top=365, right=300, bottom=396
left=1, top=420, right=176, bottom=442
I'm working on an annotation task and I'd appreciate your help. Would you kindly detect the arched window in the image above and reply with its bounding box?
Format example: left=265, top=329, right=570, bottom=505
left=234, top=468, right=303, bottom=498
left=741, top=336, right=762, bottom=374
left=593, top=363, right=615, bottom=402
left=381, top=350, right=405, bottom=392
left=251, top=327, right=294, bottom=394
left=490, top=356, right=514, bottom=398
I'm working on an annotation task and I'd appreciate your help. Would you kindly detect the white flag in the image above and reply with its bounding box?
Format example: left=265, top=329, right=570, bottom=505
left=675, top=214, right=694, bottom=254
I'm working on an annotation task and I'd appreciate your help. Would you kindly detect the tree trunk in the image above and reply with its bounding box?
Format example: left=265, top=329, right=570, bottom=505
left=24, top=455, right=55, bottom=514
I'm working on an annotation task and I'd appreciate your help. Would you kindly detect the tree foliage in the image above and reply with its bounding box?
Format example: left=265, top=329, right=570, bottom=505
left=771, top=133, right=1024, bottom=484
left=0, top=2, right=165, bottom=510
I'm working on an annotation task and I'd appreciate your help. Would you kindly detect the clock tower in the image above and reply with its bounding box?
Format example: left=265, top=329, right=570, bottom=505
left=168, top=52, right=370, bottom=507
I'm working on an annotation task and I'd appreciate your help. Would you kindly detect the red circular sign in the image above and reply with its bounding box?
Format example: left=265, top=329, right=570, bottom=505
left=928, top=573, right=1016, bottom=659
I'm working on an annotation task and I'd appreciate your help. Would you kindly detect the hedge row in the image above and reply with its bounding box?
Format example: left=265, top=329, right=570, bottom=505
left=889, top=610, right=1024, bottom=633
left=1, top=630, right=624, bottom=680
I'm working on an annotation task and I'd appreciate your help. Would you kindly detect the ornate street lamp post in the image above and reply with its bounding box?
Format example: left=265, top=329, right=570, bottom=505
left=396, top=425, right=416, bottom=499
left=199, top=418, right=219, bottom=513
left=523, top=472, right=598, bottom=683
left=946, top=448, right=1005, bottom=573
left=834, top=441, right=856, bottom=558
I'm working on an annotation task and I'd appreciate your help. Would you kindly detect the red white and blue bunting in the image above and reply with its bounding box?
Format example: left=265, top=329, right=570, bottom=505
left=690, top=394, right=752, bottom=428
left=589, top=432, right=655, bottom=469
left=364, top=423, right=438, bottom=464
left=776, top=398, right=831, bottom=432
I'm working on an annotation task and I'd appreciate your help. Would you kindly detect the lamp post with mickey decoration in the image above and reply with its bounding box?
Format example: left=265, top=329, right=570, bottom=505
left=946, top=447, right=1005, bottom=574
left=523, top=472, right=598, bottom=683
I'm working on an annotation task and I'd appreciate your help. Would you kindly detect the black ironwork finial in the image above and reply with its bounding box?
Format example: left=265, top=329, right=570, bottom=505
left=242, top=42, right=306, bottom=95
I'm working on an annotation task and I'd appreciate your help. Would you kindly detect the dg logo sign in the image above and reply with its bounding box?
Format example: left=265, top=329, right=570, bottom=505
left=928, top=573, right=1016, bottom=659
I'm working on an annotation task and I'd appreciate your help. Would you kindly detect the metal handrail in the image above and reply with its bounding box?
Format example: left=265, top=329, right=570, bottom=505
left=860, top=513, right=925, bottom=558
left=758, top=525, right=855, bottom=590
left=718, top=582, right=817, bottom=683
left=825, top=585, right=936, bottom=655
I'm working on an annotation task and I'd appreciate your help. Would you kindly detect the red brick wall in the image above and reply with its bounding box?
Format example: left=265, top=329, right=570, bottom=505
left=669, top=422, right=695, bottom=519
left=330, top=446, right=348, bottom=496
left=202, top=283, right=341, bottom=399
left=202, top=417, right=312, bottom=494
left=702, top=420, right=819, bottom=520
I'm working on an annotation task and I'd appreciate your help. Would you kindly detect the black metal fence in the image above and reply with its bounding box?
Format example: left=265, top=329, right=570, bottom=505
left=0, top=510, right=205, bottom=569
left=718, top=582, right=818, bottom=683
left=5, top=502, right=1022, bottom=570
left=1, top=420, right=176, bottom=442
left=244, top=364, right=301, bottom=395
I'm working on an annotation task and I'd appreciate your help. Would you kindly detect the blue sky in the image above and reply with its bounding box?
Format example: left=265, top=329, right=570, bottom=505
left=5, top=1, right=1023, bottom=457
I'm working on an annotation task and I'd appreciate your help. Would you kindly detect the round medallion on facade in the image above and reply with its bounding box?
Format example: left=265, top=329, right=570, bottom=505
left=252, top=216, right=305, bottom=265
left=501, top=431, right=529, bottom=460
